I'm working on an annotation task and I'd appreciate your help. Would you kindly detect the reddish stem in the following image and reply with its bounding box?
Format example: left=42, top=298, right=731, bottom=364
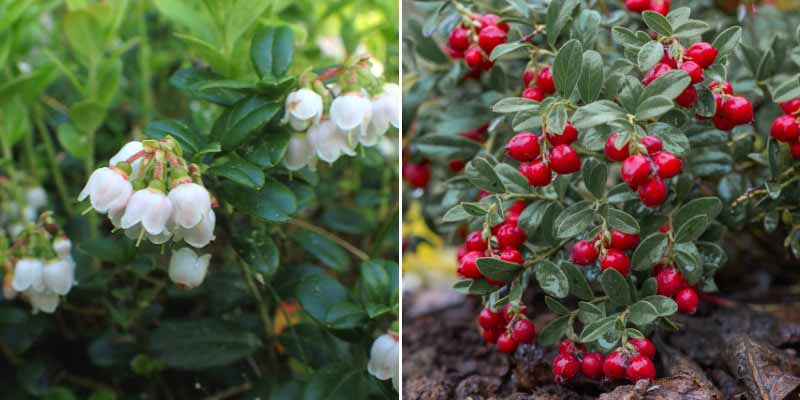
left=317, top=67, right=342, bottom=82
left=699, top=293, right=737, bottom=309
left=125, top=150, right=146, bottom=164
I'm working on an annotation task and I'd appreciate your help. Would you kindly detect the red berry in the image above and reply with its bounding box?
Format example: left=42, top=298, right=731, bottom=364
left=536, top=66, right=556, bottom=95
left=570, top=240, right=598, bottom=265
left=621, top=155, right=652, bottom=189
left=638, top=176, right=668, bottom=207
left=448, top=27, right=470, bottom=52
left=780, top=98, right=800, bottom=115
left=512, top=319, right=536, bottom=344
left=506, top=132, right=541, bottom=161
left=712, top=111, right=734, bottom=131
left=603, top=351, right=628, bottom=380
left=648, top=0, right=670, bottom=15
left=499, top=248, right=524, bottom=264
left=464, top=47, right=485, bottom=69
left=675, top=287, right=699, bottom=314
left=476, top=13, right=508, bottom=32
left=507, top=200, right=527, bottom=215
left=445, top=46, right=464, bottom=59
left=466, top=230, right=487, bottom=251
left=675, top=84, right=698, bottom=108
left=610, top=230, right=640, bottom=250
left=626, top=356, right=657, bottom=381
left=457, top=245, right=469, bottom=263
left=791, top=141, right=800, bottom=160
left=624, top=0, right=650, bottom=12
left=601, top=249, right=631, bottom=276
left=581, top=352, right=605, bottom=380
left=605, top=133, right=630, bottom=161
left=522, top=69, right=535, bottom=88
left=660, top=50, right=677, bottom=68
left=680, top=61, right=704, bottom=84
left=771, top=115, right=800, bottom=143
left=652, top=151, right=682, bottom=179
left=496, top=223, right=527, bottom=249
left=559, top=339, right=587, bottom=355
left=479, top=307, right=503, bottom=329
left=403, top=161, right=431, bottom=188
left=477, top=190, right=490, bottom=201
left=521, top=87, right=545, bottom=102
left=546, top=122, right=579, bottom=146
left=686, top=42, right=718, bottom=69
left=497, top=332, right=518, bottom=354
left=629, top=338, right=656, bottom=359
left=458, top=251, right=484, bottom=279
left=478, top=25, right=507, bottom=54
left=709, top=80, right=733, bottom=95
left=483, top=328, right=501, bottom=343
left=642, top=63, right=672, bottom=86
left=721, top=96, right=753, bottom=126
left=659, top=223, right=670, bottom=233
left=549, top=145, right=581, bottom=174
left=639, top=135, right=663, bottom=155
left=449, top=160, right=465, bottom=172
left=460, top=125, right=488, bottom=143
left=502, top=303, right=528, bottom=323
left=552, top=353, right=580, bottom=384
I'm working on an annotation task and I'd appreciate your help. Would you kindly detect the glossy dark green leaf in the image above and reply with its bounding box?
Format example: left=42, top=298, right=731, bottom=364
left=250, top=25, right=294, bottom=79
left=209, top=155, right=265, bottom=189
left=539, top=315, right=570, bottom=346
left=149, top=319, right=261, bottom=369
left=212, top=96, right=281, bottom=149
left=223, top=177, right=297, bottom=222
left=477, top=257, right=524, bottom=282
left=535, top=260, right=570, bottom=298
left=631, top=233, right=668, bottom=271
left=553, top=39, right=583, bottom=97
left=607, top=208, right=639, bottom=234
left=143, top=119, right=202, bottom=154
left=243, top=130, right=291, bottom=168
left=601, top=268, right=631, bottom=307
left=579, top=315, right=616, bottom=342
left=292, top=230, right=350, bottom=272
left=578, top=50, right=604, bottom=102
left=561, top=262, right=594, bottom=300
left=465, top=157, right=505, bottom=193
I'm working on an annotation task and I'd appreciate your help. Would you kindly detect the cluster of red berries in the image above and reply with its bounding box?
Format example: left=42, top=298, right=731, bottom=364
left=624, top=0, right=670, bottom=14
left=478, top=303, right=536, bottom=353
left=403, top=159, right=431, bottom=189
left=457, top=200, right=527, bottom=284
left=552, top=338, right=657, bottom=384
left=770, top=98, right=800, bottom=160
left=570, top=229, right=640, bottom=276
left=605, top=134, right=682, bottom=207
left=446, top=14, right=508, bottom=72
left=520, top=65, right=556, bottom=102
left=449, top=125, right=489, bottom=172
left=506, top=124, right=581, bottom=187
left=706, top=80, right=754, bottom=131
left=655, top=263, right=699, bottom=314
left=642, top=42, right=718, bottom=111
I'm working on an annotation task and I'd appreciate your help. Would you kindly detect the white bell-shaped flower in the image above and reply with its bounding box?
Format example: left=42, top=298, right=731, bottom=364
left=53, top=238, right=72, bottom=259
left=110, top=141, right=145, bottom=180
left=27, top=290, right=60, bottom=314
left=11, top=258, right=44, bottom=292
left=78, top=167, right=134, bottom=213
left=284, top=133, right=316, bottom=171
left=26, top=187, right=48, bottom=209
left=121, top=188, right=173, bottom=235
left=363, top=83, right=401, bottom=146
left=308, top=119, right=357, bottom=164
left=168, top=183, right=211, bottom=229
left=42, top=258, right=75, bottom=295
left=110, top=207, right=173, bottom=245
left=367, top=334, right=399, bottom=388
left=22, top=206, right=37, bottom=222
left=168, top=247, right=211, bottom=289
left=173, top=209, right=215, bottom=248
left=285, top=89, right=323, bottom=131
left=329, top=92, right=372, bottom=133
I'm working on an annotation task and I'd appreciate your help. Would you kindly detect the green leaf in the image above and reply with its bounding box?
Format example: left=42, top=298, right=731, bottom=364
left=636, top=95, right=674, bottom=120
left=143, top=120, right=202, bottom=154
left=601, top=269, right=631, bottom=307
left=712, top=26, right=742, bottom=56
left=452, top=279, right=497, bottom=296
left=579, top=315, right=617, bottom=342
left=69, top=100, right=105, bottom=135
left=321, top=208, right=372, bottom=235
left=442, top=205, right=471, bottom=223
left=539, top=315, right=570, bottom=346
left=243, top=130, right=291, bottom=168
left=607, top=208, right=639, bottom=233
left=631, top=233, right=669, bottom=271
left=303, top=364, right=377, bottom=400
left=578, top=50, right=604, bottom=103
left=545, top=296, right=570, bottom=315
left=545, top=0, right=580, bottom=47
left=553, top=39, right=583, bottom=98
left=359, top=260, right=398, bottom=314
left=209, top=155, right=265, bottom=189
left=56, top=123, right=89, bottom=160
left=674, top=20, right=710, bottom=39
left=415, top=133, right=482, bottom=162
left=561, top=262, right=594, bottom=300
left=554, top=201, right=595, bottom=239
left=641, top=70, right=690, bottom=102
left=296, top=273, right=348, bottom=322
left=477, top=257, right=523, bottom=282
left=169, top=68, right=247, bottom=106
left=149, top=319, right=261, bottom=370
left=224, top=177, right=297, bottom=222
left=638, top=41, right=664, bottom=72
left=243, top=236, right=280, bottom=279
left=490, top=42, right=530, bottom=61
left=674, top=214, right=709, bottom=243
left=465, top=157, right=506, bottom=193
left=672, top=197, right=722, bottom=233
left=292, top=230, right=350, bottom=272
left=666, top=7, right=691, bottom=27
left=582, top=158, right=607, bottom=199
left=642, top=11, right=672, bottom=36
left=578, top=301, right=605, bottom=324
left=212, top=96, right=281, bottom=149
left=535, top=261, right=570, bottom=298
left=628, top=300, right=659, bottom=325
left=571, top=100, right=626, bottom=130
left=78, top=238, right=136, bottom=264
left=492, top=97, right=540, bottom=113
left=495, top=163, right=529, bottom=194
left=772, top=77, right=800, bottom=104
left=250, top=25, right=294, bottom=80
left=611, top=26, right=647, bottom=48
left=641, top=295, right=678, bottom=316
left=545, top=103, right=568, bottom=134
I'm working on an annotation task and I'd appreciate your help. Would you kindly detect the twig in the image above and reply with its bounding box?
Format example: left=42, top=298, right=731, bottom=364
left=288, top=218, right=369, bottom=261
left=204, top=382, right=253, bottom=400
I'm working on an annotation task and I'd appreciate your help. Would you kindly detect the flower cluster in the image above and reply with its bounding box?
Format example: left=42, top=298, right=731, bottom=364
left=282, top=70, right=399, bottom=171
left=624, top=0, right=670, bottom=15
left=570, top=229, right=640, bottom=277
left=770, top=97, right=800, bottom=159
left=507, top=125, right=582, bottom=187
left=445, top=13, right=509, bottom=72
left=456, top=200, right=526, bottom=283
left=604, top=134, right=682, bottom=207
left=477, top=303, right=536, bottom=354
left=79, top=137, right=216, bottom=248
left=2, top=214, right=75, bottom=314
left=367, top=333, right=399, bottom=390
left=520, top=65, right=556, bottom=102
left=552, top=337, right=657, bottom=384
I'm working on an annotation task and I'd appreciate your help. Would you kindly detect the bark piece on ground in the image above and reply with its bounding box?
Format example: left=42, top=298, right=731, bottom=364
left=597, top=375, right=722, bottom=400
left=512, top=343, right=556, bottom=390
left=722, top=334, right=800, bottom=400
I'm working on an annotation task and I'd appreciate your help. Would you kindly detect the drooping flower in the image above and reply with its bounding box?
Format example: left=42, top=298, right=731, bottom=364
left=42, top=258, right=75, bottom=295
left=26, top=290, right=60, bottom=314
left=329, top=92, right=372, bottom=134
left=78, top=167, right=134, bottom=213
left=363, top=83, right=401, bottom=145
left=307, top=119, right=356, bottom=164
left=11, top=258, right=44, bottom=292
left=110, top=207, right=173, bottom=244
left=110, top=141, right=145, bottom=179
left=168, top=247, right=211, bottom=289
left=121, top=188, right=173, bottom=236
left=367, top=334, right=399, bottom=390
left=168, top=182, right=211, bottom=229
left=53, top=238, right=72, bottom=259
left=173, top=209, right=215, bottom=248
left=285, top=89, right=324, bottom=131
left=26, top=187, right=48, bottom=209
left=284, top=133, right=317, bottom=171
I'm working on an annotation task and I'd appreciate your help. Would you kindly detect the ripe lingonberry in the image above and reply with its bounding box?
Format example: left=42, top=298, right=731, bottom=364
left=445, top=46, right=464, bottom=59
left=709, top=80, right=733, bottom=94
left=601, top=249, right=631, bottom=276
left=464, top=47, right=486, bottom=70
left=605, top=133, right=630, bottom=161
left=610, top=230, right=640, bottom=250
left=552, top=354, right=580, bottom=384
left=546, top=122, right=579, bottom=146
left=536, top=66, right=556, bottom=95
left=461, top=125, right=488, bottom=143
left=521, top=87, right=545, bottom=102
left=656, top=268, right=685, bottom=297
left=449, top=160, right=465, bottom=172
left=626, top=356, right=656, bottom=381
left=479, top=307, right=502, bottom=329
left=640, top=135, right=663, bottom=155
left=712, top=111, right=735, bottom=131
left=476, top=13, right=508, bottom=32
left=621, top=155, right=652, bottom=189
left=448, top=27, right=470, bottom=52
left=522, top=69, right=535, bottom=88
left=649, top=0, right=670, bottom=15
left=581, top=352, right=605, bottom=380
left=506, top=133, right=540, bottom=161
left=771, top=115, right=800, bottom=143
left=559, top=339, right=587, bottom=356
left=502, top=303, right=528, bottom=323
left=458, top=251, right=484, bottom=279
left=781, top=98, right=800, bottom=115
left=466, top=231, right=487, bottom=251
left=478, top=25, right=506, bottom=54
left=549, top=145, right=581, bottom=174
left=507, top=200, right=527, bottom=215
left=457, top=245, right=469, bottom=263
left=511, top=319, right=536, bottom=344
left=680, top=61, right=704, bottom=83
left=499, top=248, right=524, bottom=264
left=652, top=151, right=682, bottom=179
left=403, top=161, right=431, bottom=188
left=721, top=96, right=753, bottom=126
left=570, top=240, right=598, bottom=265
left=642, top=63, right=672, bottom=86
left=483, top=328, right=500, bottom=343
left=603, top=351, right=628, bottom=380
left=676, top=287, right=699, bottom=314
left=497, top=332, right=518, bottom=354
left=791, top=141, right=800, bottom=160
left=660, top=50, right=677, bottom=68
left=638, top=176, right=668, bottom=207
left=686, top=42, right=718, bottom=69
left=675, top=85, right=698, bottom=108
left=496, top=223, right=527, bottom=249
left=629, top=338, right=656, bottom=359
left=624, top=0, right=649, bottom=12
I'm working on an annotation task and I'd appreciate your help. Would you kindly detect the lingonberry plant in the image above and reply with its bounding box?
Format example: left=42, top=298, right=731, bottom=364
left=0, top=1, right=398, bottom=398
left=402, top=0, right=799, bottom=391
